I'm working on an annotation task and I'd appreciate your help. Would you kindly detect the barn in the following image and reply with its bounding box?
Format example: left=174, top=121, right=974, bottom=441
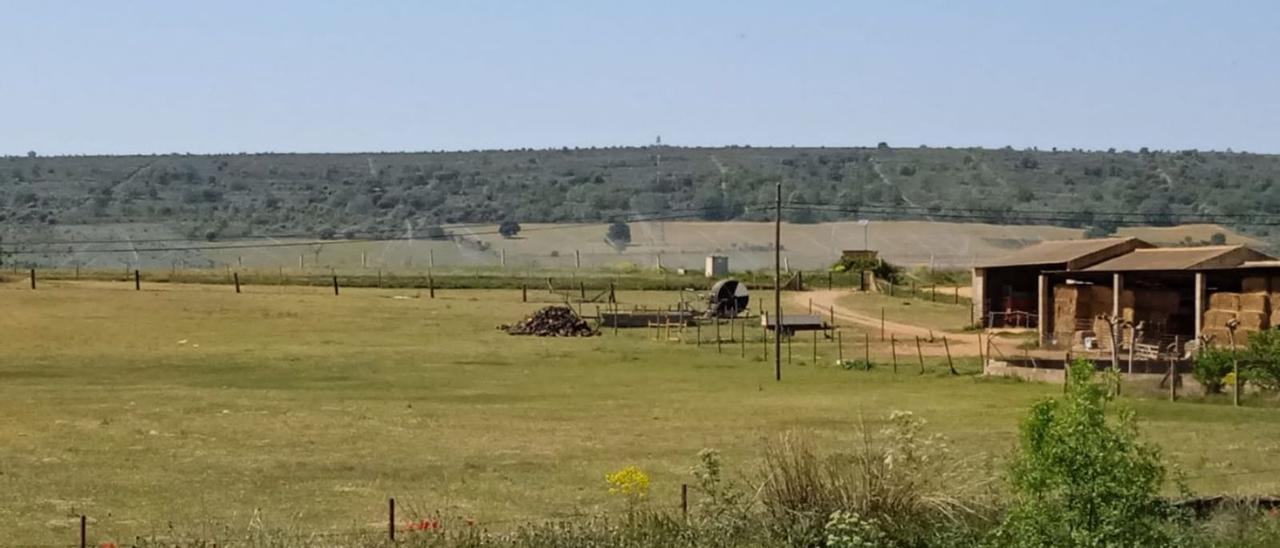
left=974, top=238, right=1280, bottom=350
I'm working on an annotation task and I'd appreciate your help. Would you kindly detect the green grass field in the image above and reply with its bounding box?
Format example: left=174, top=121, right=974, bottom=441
left=2, top=281, right=1280, bottom=544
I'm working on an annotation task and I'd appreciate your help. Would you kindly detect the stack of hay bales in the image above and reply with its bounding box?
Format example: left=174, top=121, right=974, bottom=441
left=1203, top=278, right=1270, bottom=345
left=1053, top=284, right=1113, bottom=345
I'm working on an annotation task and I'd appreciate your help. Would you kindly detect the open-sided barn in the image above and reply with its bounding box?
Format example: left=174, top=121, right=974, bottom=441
left=974, top=238, right=1280, bottom=350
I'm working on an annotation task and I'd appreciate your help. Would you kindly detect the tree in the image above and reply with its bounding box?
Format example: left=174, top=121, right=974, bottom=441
left=1209, top=232, right=1227, bottom=245
left=498, top=220, right=521, bottom=239
left=994, top=360, right=1175, bottom=547
left=606, top=221, right=631, bottom=251
left=26, top=150, right=36, bottom=159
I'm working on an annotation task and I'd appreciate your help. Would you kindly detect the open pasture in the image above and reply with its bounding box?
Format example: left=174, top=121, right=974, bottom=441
left=2, top=281, right=1279, bottom=544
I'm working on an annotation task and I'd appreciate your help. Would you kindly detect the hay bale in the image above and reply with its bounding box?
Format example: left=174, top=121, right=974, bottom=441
left=1204, top=309, right=1238, bottom=329
left=1209, top=292, right=1241, bottom=311
left=1240, top=293, right=1270, bottom=313
left=1243, top=276, right=1270, bottom=293
left=1201, top=327, right=1231, bottom=345
left=1238, top=311, right=1268, bottom=331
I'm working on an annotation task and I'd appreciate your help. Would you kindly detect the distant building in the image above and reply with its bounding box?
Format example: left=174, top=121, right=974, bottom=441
left=975, top=238, right=1280, bottom=349
left=705, top=255, right=729, bottom=278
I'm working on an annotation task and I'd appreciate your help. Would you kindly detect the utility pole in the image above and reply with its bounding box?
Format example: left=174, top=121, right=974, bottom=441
left=774, top=181, right=783, bottom=382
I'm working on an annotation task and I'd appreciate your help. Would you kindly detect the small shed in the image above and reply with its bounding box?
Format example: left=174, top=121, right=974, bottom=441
left=705, top=255, right=729, bottom=278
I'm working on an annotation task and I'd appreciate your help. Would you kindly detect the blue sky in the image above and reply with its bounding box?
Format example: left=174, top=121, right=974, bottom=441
left=3, top=1, right=1278, bottom=155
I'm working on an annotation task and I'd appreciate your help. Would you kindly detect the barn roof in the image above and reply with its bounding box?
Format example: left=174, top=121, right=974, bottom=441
left=977, top=237, right=1152, bottom=270
left=1082, top=245, right=1275, bottom=272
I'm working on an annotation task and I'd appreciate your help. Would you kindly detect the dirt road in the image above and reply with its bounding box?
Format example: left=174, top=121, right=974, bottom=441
left=794, top=290, right=982, bottom=356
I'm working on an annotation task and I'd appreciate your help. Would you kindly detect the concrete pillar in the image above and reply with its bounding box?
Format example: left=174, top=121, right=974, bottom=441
left=1195, top=272, right=1206, bottom=339
left=1112, top=273, right=1124, bottom=319
left=972, top=268, right=986, bottom=327
left=1037, top=273, right=1048, bottom=345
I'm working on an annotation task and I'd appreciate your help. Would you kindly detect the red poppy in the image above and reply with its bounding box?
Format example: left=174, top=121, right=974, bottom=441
left=100, top=544, right=117, bottom=548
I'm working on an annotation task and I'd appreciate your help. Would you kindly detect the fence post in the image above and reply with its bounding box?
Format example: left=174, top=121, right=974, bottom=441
left=762, top=318, right=769, bottom=361
left=522, top=283, right=528, bottom=302
left=954, top=286, right=959, bottom=304
left=891, top=334, right=898, bottom=374
left=811, top=330, right=817, bottom=363
left=389, top=497, right=396, bottom=541
left=863, top=332, right=869, bottom=368
left=916, top=336, right=925, bottom=374
left=696, top=321, right=701, bottom=347
left=716, top=320, right=722, bottom=353
left=134, top=269, right=141, bottom=290
left=579, top=281, right=586, bottom=301
left=837, top=330, right=843, bottom=363
left=30, top=268, right=35, bottom=290
left=740, top=317, right=746, bottom=357
left=880, top=308, right=885, bottom=341
left=828, top=271, right=833, bottom=290
left=787, top=330, right=792, bottom=364
left=80, top=515, right=86, bottom=548
left=429, top=276, right=435, bottom=298
left=332, top=275, right=339, bottom=296
left=943, top=336, right=957, bottom=375
left=681, top=483, right=689, bottom=521
left=234, top=272, right=241, bottom=294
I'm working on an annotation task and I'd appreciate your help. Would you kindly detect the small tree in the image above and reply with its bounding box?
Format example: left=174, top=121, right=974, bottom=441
left=498, top=220, right=521, bottom=239
left=1209, top=232, right=1227, bottom=245
left=1243, top=329, right=1280, bottom=391
left=1193, top=346, right=1235, bottom=394
left=606, top=221, right=631, bottom=251
left=994, top=359, right=1175, bottom=547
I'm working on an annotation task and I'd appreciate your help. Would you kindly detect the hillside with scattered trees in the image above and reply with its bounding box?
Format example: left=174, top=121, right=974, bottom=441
left=4, top=145, right=1280, bottom=244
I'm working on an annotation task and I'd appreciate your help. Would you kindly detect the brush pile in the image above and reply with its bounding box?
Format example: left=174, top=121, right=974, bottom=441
left=503, top=306, right=597, bottom=337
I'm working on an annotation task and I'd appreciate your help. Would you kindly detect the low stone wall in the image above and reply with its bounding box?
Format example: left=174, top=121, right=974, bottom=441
left=983, top=359, right=1205, bottom=393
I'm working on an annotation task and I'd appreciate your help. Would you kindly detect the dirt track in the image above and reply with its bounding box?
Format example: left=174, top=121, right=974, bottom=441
left=794, top=290, right=982, bottom=357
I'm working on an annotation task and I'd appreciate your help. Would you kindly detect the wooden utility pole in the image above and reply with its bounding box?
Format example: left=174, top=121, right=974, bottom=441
left=774, top=181, right=782, bottom=381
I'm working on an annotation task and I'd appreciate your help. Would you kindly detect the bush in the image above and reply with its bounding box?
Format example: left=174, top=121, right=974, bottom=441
left=1194, top=346, right=1235, bottom=395
left=993, top=359, right=1177, bottom=547
left=1242, top=329, right=1280, bottom=391
left=499, top=220, right=522, bottom=238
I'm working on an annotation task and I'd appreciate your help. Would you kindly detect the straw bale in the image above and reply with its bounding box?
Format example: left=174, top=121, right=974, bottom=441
left=1203, top=309, right=1238, bottom=329
left=1209, top=292, right=1241, bottom=311
left=1240, top=292, right=1270, bottom=313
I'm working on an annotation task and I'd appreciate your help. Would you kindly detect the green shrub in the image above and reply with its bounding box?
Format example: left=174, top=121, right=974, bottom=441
left=993, top=359, right=1178, bottom=547
left=1242, top=329, right=1280, bottom=392
left=1194, top=346, right=1235, bottom=395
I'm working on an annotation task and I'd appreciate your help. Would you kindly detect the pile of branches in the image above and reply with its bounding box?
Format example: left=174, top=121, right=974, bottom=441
left=502, top=306, right=597, bottom=337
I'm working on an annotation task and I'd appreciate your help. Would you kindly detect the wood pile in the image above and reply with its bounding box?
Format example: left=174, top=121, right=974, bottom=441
left=502, top=306, right=598, bottom=337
